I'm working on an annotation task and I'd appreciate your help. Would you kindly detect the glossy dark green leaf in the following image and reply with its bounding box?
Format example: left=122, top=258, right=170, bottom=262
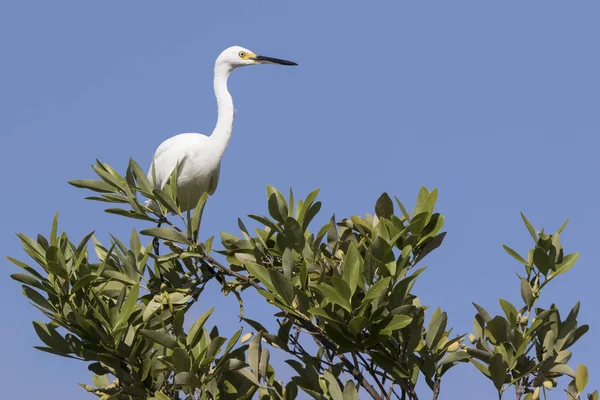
left=488, top=353, right=507, bottom=392
left=375, top=193, right=394, bottom=219
left=533, top=247, right=553, bottom=274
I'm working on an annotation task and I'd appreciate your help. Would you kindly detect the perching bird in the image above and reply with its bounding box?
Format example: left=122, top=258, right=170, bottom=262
left=146, top=46, right=297, bottom=214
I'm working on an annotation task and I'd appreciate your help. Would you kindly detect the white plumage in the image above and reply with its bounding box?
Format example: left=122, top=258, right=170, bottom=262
left=146, top=45, right=297, bottom=213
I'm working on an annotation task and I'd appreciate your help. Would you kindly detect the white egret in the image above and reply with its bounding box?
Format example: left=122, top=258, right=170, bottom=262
left=146, top=46, right=297, bottom=214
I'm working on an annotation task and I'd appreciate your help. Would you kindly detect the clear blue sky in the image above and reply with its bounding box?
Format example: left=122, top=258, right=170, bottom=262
left=1, top=1, right=598, bottom=398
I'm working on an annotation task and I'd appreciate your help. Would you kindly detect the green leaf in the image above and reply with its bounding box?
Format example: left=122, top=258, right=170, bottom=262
left=533, top=247, right=553, bottom=274
left=499, top=299, right=518, bottom=326
left=323, top=370, right=343, bottom=400
left=381, top=315, right=413, bottom=333
left=342, top=381, right=358, bottom=400
left=302, top=201, right=322, bottom=232
left=152, top=392, right=171, bottom=400
left=520, top=212, right=537, bottom=242
left=139, top=227, right=192, bottom=245
left=249, top=330, right=262, bottom=381
left=173, top=347, right=191, bottom=372
left=268, top=269, right=295, bottom=305
left=7, top=257, right=45, bottom=280
left=364, top=277, right=391, bottom=302
left=502, top=245, right=528, bottom=265
left=173, top=372, right=202, bottom=388
left=331, top=277, right=351, bottom=301
left=439, top=351, right=470, bottom=365
left=343, top=242, right=361, bottom=296
left=284, top=217, right=305, bottom=251
left=520, top=278, right=534, bottom=308
left=394, top=196, right=411, bottom=221
left=314, top=284, right=351, bottom=312
left=375, top=193, right=394, bottom=219
left=187, top=307, right=214, bottom=347
left=548, top=252, right=580, bottom=280
left=426, top=311, right=447, bottom=349
left=472, top=302, right=492, bottom=322
left=113, top=283, right=139, bottom=332
left=282, top=248, right=294, bottom=280
left=575, top=364, right=588, bottom=393
left=32, top=321, right=71, bottom=353
left=485, top=316, right=511, bottom=345
left=412, top=186, right=431, bottom=217
left=153, top=188, right=181, bottom=217
left=105, top=208, right=157, bottom=222
left=190, top=192, right=209, bottom=242
left=69, top=179, right=116, bottom=193
left=22, top=286, right=53, bottom=310
left=245, top=262, right=273, bottom=292
left=10, top=274, right=45, bottom=291
left=549, top=363, right=576, bottom=377
left=140, top=329, right=177, bottom=349
left=128, top=158, right=154, bottom=194
left=268, top=192, right=288, bottom=224
left=488, top=353, right=507, bottom=392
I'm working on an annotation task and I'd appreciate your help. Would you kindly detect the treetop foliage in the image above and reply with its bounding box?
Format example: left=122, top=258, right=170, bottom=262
left=8, top=158, right=596, bottom=400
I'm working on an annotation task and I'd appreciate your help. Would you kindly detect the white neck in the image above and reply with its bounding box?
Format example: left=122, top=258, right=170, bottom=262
left=210, top=64, right=234, bottom=156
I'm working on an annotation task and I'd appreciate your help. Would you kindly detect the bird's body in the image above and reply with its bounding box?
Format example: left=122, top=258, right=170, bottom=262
left=145, top=46, right=297, bottom=213
left=147, top=133, right=220, bottom=211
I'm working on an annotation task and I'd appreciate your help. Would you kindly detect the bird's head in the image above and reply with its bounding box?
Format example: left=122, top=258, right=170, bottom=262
left=215, top=46, right=298, bottom=70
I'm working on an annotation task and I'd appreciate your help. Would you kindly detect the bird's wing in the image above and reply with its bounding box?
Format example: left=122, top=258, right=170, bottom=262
left=148, top=133, right=208, bottom=188
left=207, top=164, right=221, bottom=195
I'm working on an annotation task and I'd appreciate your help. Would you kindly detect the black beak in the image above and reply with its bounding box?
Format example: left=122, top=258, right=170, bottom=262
left=253, top=55, right=298, bottom=66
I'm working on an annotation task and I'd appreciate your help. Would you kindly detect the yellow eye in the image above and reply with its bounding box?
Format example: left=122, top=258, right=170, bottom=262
left=238, top=51, right=246, bottom=58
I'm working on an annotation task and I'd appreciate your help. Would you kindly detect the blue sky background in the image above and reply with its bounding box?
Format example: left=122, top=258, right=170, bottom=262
left=1, top=1, right=599, bottom=398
